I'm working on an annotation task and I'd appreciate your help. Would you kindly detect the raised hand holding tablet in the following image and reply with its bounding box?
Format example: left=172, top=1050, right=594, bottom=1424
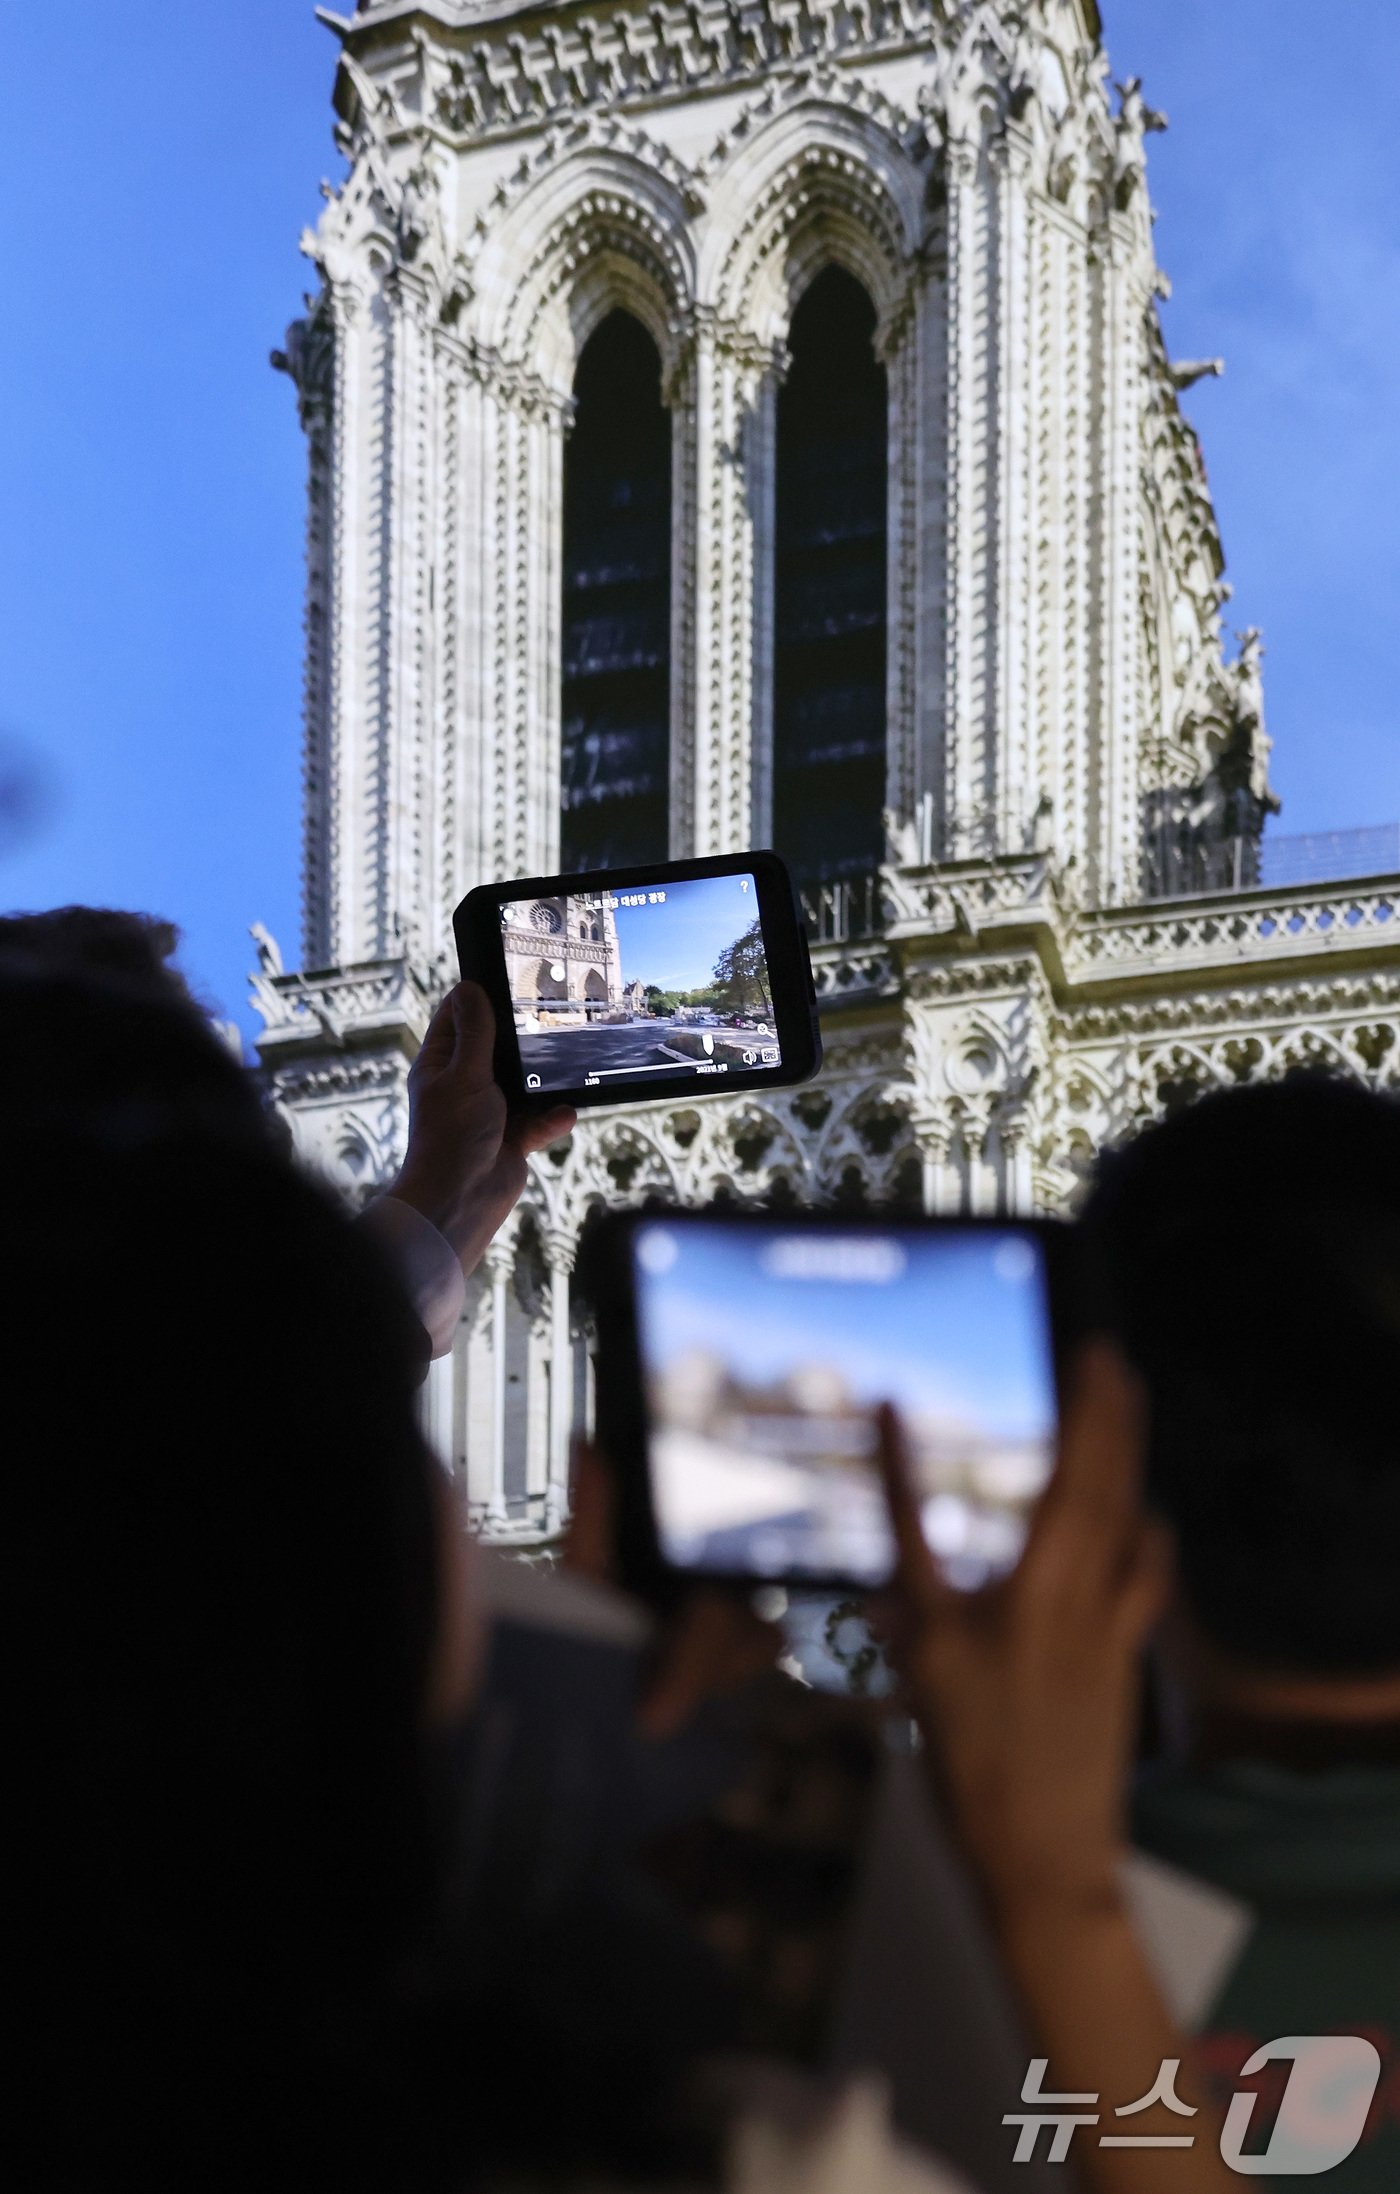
left=388, top=979, right=575, bottom=1276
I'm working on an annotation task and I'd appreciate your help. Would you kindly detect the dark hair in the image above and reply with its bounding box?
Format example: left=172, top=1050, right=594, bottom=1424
left=0, top=901, right=184, bottom=988
left=2, top=965, right=448, bottom=2183
left=1084, top=1074, right=1400, bottom=1674
left=0, top=943, right=267, bottom=1140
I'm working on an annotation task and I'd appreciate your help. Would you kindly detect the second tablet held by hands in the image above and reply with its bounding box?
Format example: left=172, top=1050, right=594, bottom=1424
left=589, top=1208, right=1068, bottom=1598
left=455, top=849, right=821, bottom=1112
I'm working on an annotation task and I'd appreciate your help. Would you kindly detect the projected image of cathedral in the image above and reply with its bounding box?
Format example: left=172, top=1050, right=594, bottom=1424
left=256, top=0, right=1400, bottom=1543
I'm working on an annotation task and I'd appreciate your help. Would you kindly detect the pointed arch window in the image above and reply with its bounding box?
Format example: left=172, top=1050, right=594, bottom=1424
left=560, top=311, right=671, bottom=873
left=772, top=266, right=888, bottom=885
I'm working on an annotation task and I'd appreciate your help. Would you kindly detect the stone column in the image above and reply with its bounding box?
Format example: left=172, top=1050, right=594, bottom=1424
left=745, top=362, right=780, bottom=851
left=285, top=297, right=337, bottom=968
left=544, top=1230, right=577, bottom=1535
left=378, top=262, right=438, bottom=961
left=998, top=1106, right=1035, bottom=1214
left=681, top=311, right=782, bottom=855
left=482, top=1233, right=517, bottom=1528
left=524, top=1309, right=553, bottom=1527
left=431, top=330, right=474, bottom=945
left=914, top=1111, right=953, bottom=1216
left=879, top=267, right=924, bottom=836
left=583, top=1330, right=597, bottom=1445
left=459, top=1273, right=495, bottom=1528
left=519, top=392, right=568, bottom=878
left=958, top=1100, right=992, bottom=1215
left=318, top=276, right=372, bottom=968
left=942, top=134, right=990, bottom=857
left=420, top=1348, right=454, bottom=1473
left=464, top=360, right=571, bottom=891
left=990, top=122, right=1036, bottom=853
left=909, top=199, right=950, bottom=856
left=1089, top=214, right=1150, bottom=903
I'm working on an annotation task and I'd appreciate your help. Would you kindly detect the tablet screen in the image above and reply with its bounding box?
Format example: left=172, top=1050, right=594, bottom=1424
left=632, top=1218, right=1057, bottom=1588
left=499, top=871, right=781, bottom=1097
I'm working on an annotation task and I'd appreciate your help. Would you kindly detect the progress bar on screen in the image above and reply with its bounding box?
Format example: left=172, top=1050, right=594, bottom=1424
left=583, top=1060, right=721, bottom=1081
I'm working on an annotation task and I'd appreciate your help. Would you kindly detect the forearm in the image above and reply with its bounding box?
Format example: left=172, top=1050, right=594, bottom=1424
left=994, top=1889, right=1233, bottom=2194
left=359, top=1195, right=466, bottom=1359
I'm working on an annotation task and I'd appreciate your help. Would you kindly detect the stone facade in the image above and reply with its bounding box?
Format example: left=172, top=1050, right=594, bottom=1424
left=502, top=891, right=624, bottom=1021
left=257, top=0, right=1400, bottom=1542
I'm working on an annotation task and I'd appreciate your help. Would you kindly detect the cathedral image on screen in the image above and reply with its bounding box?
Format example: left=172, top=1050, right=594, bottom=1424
left=501, top=896, right=626, bottom=1023
left=255, top=0, right=1400, bottom=1544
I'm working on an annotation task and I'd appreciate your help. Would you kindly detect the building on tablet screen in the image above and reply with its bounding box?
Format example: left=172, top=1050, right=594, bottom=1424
left=500, top=877, right=783, bottom=1093
left=501, top=895, right=625, bottom=1026
left=640, top=1223, right=1054, bottom=1584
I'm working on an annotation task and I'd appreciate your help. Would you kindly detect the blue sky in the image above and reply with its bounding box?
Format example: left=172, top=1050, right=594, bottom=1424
left=2, top=3, right=1397, bottom=1049
left=610, top=873, right=762, bottom=991
left=1108, top=0, right=1400, bottom=838
left=636, top=1221, right=1055, bottom=1438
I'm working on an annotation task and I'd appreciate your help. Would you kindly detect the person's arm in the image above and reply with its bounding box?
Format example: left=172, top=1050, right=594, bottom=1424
left=363, top=980, right=574, bottom=1356
left=565, top=1437, right=782, bottom=1737
left=993, top=1894, right=1223, bottom=2178
left=386, top=979, right=575, bottom=1273
left=876, top=1349, right=1234, bottom=2194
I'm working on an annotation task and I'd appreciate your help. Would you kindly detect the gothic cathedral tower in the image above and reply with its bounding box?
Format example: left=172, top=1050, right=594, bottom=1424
left=257, top=0, right=1400, bottom=1538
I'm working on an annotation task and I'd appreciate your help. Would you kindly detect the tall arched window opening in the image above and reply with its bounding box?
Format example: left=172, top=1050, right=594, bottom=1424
left=772, top=267, right=887, bottom=885
left=560, top=312, right=671, bottom=873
